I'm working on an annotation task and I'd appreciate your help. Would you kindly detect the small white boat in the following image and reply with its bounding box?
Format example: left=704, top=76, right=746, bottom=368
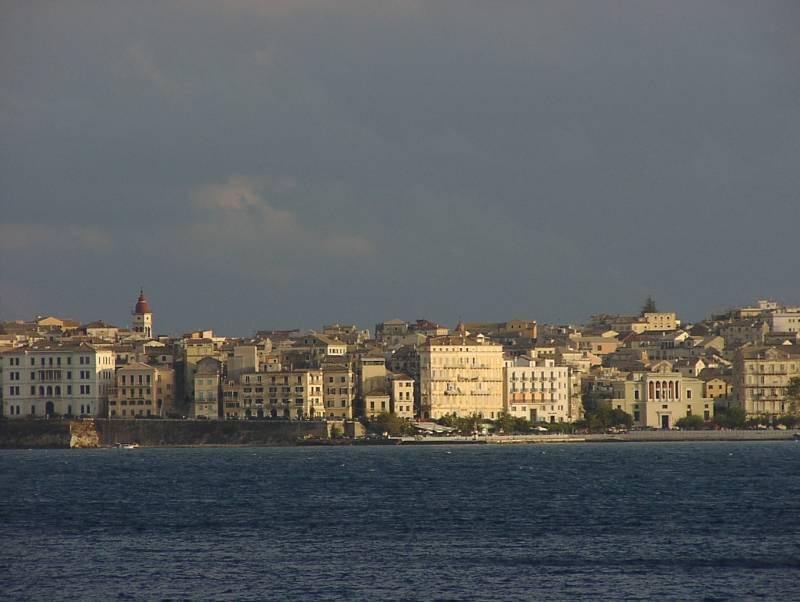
left=114, top=443, right=139, bottom=449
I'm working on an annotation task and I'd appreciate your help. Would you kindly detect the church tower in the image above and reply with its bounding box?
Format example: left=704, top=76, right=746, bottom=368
left=132, top=290, right=153, bottom=338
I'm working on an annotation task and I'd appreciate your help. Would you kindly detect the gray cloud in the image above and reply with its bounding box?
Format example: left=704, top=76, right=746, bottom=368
left=1, top=1, right=799, bottom=333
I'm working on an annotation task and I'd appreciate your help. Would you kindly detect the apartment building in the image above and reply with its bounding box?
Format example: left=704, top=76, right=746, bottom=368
left=733, top=346, right=800, bottom=417
left=193, top=357, right=222, bottom=419
left=1, top=343, right=115, bottom=418
left=503, top=356, right=571, bottom=423
left=419, top=334, right=504, bottom=419
left=322, top=364, right=355, bottom=419
left=107, top=362, right=174, bottom=418
left=389, top=372, right=415, bottom=419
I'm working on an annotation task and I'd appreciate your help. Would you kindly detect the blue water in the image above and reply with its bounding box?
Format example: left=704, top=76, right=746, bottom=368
left=1, top=443, right=799, bottom=601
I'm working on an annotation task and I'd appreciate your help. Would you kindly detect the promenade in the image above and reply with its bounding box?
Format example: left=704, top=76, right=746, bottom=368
left=400, top=430, right=800, bottom=445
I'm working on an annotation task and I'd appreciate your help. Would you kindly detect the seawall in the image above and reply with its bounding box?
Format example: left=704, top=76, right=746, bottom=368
left=0, top=420, right=72, bottom=449
left=0, top=419, right=333, bottom=449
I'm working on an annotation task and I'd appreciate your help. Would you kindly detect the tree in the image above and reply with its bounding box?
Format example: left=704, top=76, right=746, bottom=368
left=495, top=412, right=530, bottom=434
left=786, top=377, right=800, bottom=415
left=714, top=405, right=746, bottom=429
left=371, top=412, right=408, bottom=435
left=641, top=296, right=657, bottom=315
left=676, top=414, right=705, bottom=430
left=586, top=406, right=633, bottom=431
left=437, top=412, right=482, bottom=434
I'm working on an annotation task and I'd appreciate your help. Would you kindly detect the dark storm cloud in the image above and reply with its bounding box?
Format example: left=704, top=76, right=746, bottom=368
left=1, top=1, right=799, bottom=334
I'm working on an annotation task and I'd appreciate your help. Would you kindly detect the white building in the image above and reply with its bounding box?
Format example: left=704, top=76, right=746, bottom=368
left=503, top=356, right=571, bottom=423
left=1, top=343, right=115, bottom=418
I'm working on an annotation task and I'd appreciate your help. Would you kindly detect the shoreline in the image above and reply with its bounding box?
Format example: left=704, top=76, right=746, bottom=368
left=1, top=429, right=797, bottom=449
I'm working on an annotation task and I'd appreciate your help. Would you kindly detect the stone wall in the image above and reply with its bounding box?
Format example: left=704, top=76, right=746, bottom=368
left=95, top=419, right=331, bottom=447
left=0, top=419, right=72, bottom=448
left=0, top=419, right=333, bottom=448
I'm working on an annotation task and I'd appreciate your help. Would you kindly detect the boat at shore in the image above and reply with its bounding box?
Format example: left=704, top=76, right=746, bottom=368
left=114, top=443, right=139, bottom=449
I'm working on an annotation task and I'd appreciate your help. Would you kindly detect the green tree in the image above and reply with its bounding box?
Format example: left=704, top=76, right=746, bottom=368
left=714, top=405, right=746, bottom=429
left=641, top=296, right=657, bottom=315
left=370, top=412, right=407, bottom=435
left=675, top=414, right=705, bottom=430
left=495, top=412, right=531, bottom=434
left=786, top=377, right=800, bottom=415
left=586, top=406, right=633, bottom=431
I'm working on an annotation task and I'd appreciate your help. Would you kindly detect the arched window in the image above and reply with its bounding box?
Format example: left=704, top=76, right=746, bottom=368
left=668, top=381, right=674, bottom=399
left=55, top=386, right=61, bottom=396
left=39, top=386, right=44, bottom=396
left=46, top=385, right=53, bottom=396
left=649, top=381, right=655, bottom=399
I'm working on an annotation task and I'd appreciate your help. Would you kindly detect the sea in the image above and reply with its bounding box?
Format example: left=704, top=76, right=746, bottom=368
left=1, top=442, right=799, bottom=601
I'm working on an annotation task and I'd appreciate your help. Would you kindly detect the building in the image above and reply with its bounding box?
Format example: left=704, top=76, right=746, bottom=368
left=697, top=368, right=733, bottom=403
left=108, top=362, right=174, bottom=418
left=733, top=346, right=800, bottom=417
left=609, top=361, right=713, bottom=428
left=419, top=334, right=504, bottom=419
left=322, top=364, right=355, bottom=419
left=180, top=338, right=223, bottom=402
left=359, top=356, right=387, bottom=398
left=131, top=290, right=153, bottom=339
left=1, top=343, right=115, bottom=418
left=464, top=320, right=538, bottom=341
left=262, top=369, right=324, bottom=419
left=364, top=393, right=391, bottom=418
left=503, top=356, right=571, bottom=423
left=193, top=357, right=222, bottom=419
left=767, top=310, right=800, bottom=335
left=642, top=312, right=677, bottom=332
left=389, top=372, right=415, bottom=418
left=720, top=320, right=768, bottom=350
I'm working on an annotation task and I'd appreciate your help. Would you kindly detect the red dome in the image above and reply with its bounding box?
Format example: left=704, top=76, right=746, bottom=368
left=134, top=291, right=150, bottom=314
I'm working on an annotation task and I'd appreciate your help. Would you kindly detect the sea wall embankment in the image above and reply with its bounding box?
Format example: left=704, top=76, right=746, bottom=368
left=0, top=419, right=333, bottom=448
left=0, top=420, right=72, bottom=448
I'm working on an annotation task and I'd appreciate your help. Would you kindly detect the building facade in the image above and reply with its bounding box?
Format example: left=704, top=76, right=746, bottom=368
left=1, top=343, right=115, bottom=418
left=503, top=356, right=571, bottom=423
left=419, top=335, right=504, bottom=419
left=108, top=362, right=174, bottom=418
left=609, top=362, right=713, bottom=428
left=733, top=346, right=800, bottom=417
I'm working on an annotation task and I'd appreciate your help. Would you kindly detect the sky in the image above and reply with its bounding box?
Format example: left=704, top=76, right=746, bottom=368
left=1, top=1, right=799, bottom=336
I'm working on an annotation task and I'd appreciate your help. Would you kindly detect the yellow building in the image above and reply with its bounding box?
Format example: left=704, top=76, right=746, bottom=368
left=364, top=393, right=390, bottom=418
left=322, top=364, right=354, bottom=420
left=419, top=334, right=504, bottom=419
left=108, top=362, right=174, bottom=418
left=643, top=312, right=677, bottom=331
left=264, top=369, right=324, bottom=419
left=610, top=362, right=713, bottom=428
left=733, top=346, right=800, bottom=417
left=221, top=378, right=244, bottom=419
left=193, top=357, right=222, bottom=419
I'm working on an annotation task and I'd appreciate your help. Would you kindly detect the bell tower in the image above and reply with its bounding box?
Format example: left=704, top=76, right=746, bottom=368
left=132, top=289, right=153, bottom=338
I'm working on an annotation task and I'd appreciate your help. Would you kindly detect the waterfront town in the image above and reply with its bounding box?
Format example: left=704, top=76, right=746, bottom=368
left=1, top=291, right=799, bottom=434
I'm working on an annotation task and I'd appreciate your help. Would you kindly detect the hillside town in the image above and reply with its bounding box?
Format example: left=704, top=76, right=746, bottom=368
left=2, top=292, right=800, bottom=432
